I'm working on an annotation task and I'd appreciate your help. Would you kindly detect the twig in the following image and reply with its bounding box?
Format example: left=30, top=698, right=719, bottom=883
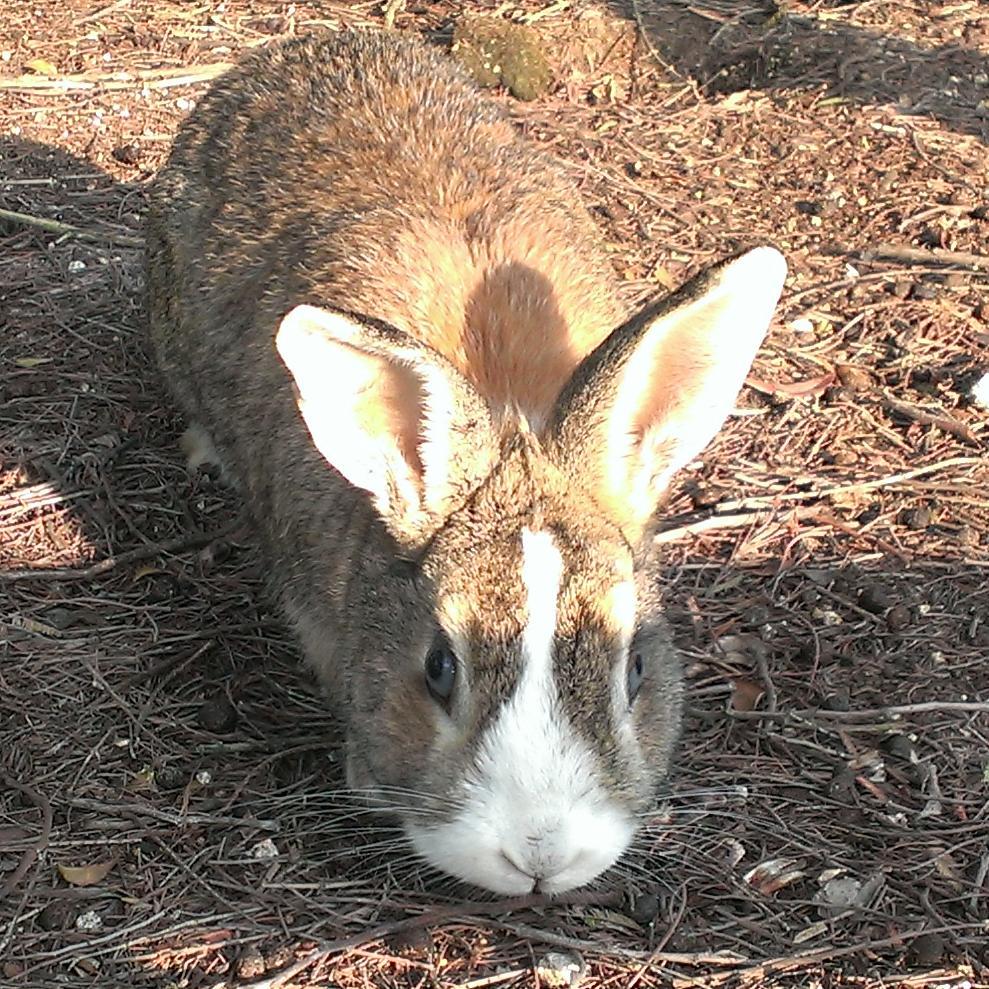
left=381, top=0, right=406, bottom=29
left=0, top=776, right=53, bottom=898
left=880, top=396, right=982, bottom=448
left=0, top=526, right=236, bottom=583
left=0, top=62, right=233, bottom=93
left=654, top=506, right=819, bottom=544
left=0, top=206, right=143, bottom=247
left=860, top=244, right=989, bottom=270
left=66, top=797, right=279, bottom=832
left=729, top=700, right=989, bottom=723
left=714, top=457, right=980, bottom=514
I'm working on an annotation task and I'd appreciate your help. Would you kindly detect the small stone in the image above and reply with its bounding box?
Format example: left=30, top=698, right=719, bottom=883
left=535, top=951, right=586, bottom=988
left=886, top=604, right=911, bottom=632
left=2, top=963, right=23, bottom=979
left=38, top=901, right=75, bottom=931
left=236, top=947, right=266, bottom=980
left=907, top=931, right=945, bottom=966
left=250, top=838, right=279, bottom=860
left=821, top=688, right=850, bottom=712
left=198, top=693, right=238, bottom=733
left=155, top=765, right=186, bottom=791
left=627, top=891, right=660, bottom=926
left=452, top=14, right=553, bottom=101
left=858, top=584, right=892, bottom=614
left=387, top=925, right=434, bottom=954
left=111, top=143, right=141, bottom=165
left=836, top=364, right=872, bottom=392
left=913, top=282, right=938, bottom=300
left=797, top=638, right=834, bottom=665
left=879, top=733, right=915, bottom=762
left=890, top=280, right=912, bottom=299
left=903, top=506, right=932, bottom=530
left=831, top=449, right=857, bottom=467
left=75, top=910, right=103, bottom=932
left=686, top=480, right=726, bottom=509
left=742, top=604, right=771, bottom=627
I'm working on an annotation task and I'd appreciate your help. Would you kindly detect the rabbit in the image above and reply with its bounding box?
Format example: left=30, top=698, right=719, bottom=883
left=145, top=28, right=786, bottom=895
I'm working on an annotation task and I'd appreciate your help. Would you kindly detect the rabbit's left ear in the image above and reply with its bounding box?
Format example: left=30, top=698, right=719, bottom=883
left=547, top=247, right=786, bottom=544
left=276, top=305, right=499, bottom=546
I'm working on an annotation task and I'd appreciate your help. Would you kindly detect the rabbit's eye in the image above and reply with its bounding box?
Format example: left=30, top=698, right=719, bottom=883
left=627, top=652, right=645, bottom=705
left=424, top=643, right=457, bottom=703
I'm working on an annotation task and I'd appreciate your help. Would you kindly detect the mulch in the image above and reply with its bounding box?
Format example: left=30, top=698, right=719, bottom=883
left=1, top=2, right=987, bottom=987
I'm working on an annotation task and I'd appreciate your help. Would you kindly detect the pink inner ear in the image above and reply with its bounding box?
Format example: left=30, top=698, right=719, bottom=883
left=352, top=356, right=426, bottom=482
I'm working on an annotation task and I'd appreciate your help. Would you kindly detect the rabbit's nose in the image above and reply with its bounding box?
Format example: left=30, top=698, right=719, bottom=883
left=501, top=836, right=579, bottom=887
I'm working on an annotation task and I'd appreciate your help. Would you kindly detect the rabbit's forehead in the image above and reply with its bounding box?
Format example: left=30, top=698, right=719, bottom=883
left=434, top=516, right=634, bottom=657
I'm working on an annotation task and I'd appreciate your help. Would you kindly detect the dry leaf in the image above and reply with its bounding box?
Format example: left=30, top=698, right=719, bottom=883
left=132, top=565, right=166, bottom=581
left=746, top=372, right=836, bottom=398
left=57, top=860, right=115, bottom=887
left=14, top=357, right=53, bottom=368
left=24, top=57, right=58, bottom=76
left=743, top=857, right=806, bottom=896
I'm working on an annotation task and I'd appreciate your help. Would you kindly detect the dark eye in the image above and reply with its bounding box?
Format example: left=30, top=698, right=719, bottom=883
left=627, top=652, right=645, bottom=705
left=425, top=642, right=457, bottom=704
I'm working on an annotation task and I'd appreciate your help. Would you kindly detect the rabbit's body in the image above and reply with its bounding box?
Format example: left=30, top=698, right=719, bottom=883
left=147, top=29, right=786, bottom=894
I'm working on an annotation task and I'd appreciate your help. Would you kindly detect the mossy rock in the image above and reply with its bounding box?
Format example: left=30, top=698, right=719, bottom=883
left=452, top=14, right=553, bottom=101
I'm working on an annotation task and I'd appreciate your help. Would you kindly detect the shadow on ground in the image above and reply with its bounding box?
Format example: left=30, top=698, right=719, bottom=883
left=607, top=0, right=989, bottom=143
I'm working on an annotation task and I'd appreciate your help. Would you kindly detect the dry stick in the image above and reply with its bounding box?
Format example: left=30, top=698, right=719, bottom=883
left=860, top=243, right=989, bottom=270
left=0, top=62, right=233, bottom=93
left=0, top=526, right=235, bottom=583
left=880, top=396, right=983, bottom=448
left=0, top=776, right=53, bottom=899
left=654, top=506, right=819, bottom=545
left=730, top=700, right=989, bottom=723
left=713, top=456, right=981, bottom=515
left=0, top=206, right=143, bottom=248
left=381, top=0, right=406, bottom=28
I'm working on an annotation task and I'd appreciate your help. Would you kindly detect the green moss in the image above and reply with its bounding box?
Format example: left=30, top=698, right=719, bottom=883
left=452, top=14, right=553, bottom=101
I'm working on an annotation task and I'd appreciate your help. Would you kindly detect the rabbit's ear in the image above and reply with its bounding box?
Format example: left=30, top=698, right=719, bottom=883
left=548, top=247, right=786, bottom=544
left=276, top=305, right=498, bottom=545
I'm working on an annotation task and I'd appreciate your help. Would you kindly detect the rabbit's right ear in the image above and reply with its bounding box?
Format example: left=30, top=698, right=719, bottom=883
left=548, top=247, right=786, bottom=545
left=276, top=305, right=499, bottom=546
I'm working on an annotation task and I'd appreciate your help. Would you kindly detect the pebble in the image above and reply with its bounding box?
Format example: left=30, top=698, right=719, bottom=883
left=908, top=931, right=946, bottom=966
left=535, top=951, right=586, bottom=988
left=236, top=947, right=266, bottom=980
left=38, top=901, right=74, bottom=931
left=903, top=506, right=932, bottom=530
left=627, top=891, right=660, bottom=926
left=858, top=584, right=892, bottom=614
left=886, top=603, right=911, bottom=632
left=198, top=693, right=239, bottom=733
left=75, top=910, right=103, bottom=932
left=836, top=364, right=872, bottom=392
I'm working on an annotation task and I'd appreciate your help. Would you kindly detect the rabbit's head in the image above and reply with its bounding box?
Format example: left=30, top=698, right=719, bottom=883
left=275, top=247, right=786, bottom=893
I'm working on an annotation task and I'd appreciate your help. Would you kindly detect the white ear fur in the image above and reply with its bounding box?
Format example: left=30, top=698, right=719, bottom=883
left=554, top=247, right=786, bottom=539
left=275, top=304, right=479, bottom=533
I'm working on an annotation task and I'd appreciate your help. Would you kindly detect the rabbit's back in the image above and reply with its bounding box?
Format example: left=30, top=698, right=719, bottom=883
left=148, top=30, right=623, bottom=427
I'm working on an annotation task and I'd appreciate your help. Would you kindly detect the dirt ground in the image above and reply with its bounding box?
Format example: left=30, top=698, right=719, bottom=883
left=1, top=1, right=988, bottom=987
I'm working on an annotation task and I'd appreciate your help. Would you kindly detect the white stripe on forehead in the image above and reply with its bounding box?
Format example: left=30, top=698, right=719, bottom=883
left=520, top=527, right=564, bottom=674
left=471, top=527, right=588, bottom=800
